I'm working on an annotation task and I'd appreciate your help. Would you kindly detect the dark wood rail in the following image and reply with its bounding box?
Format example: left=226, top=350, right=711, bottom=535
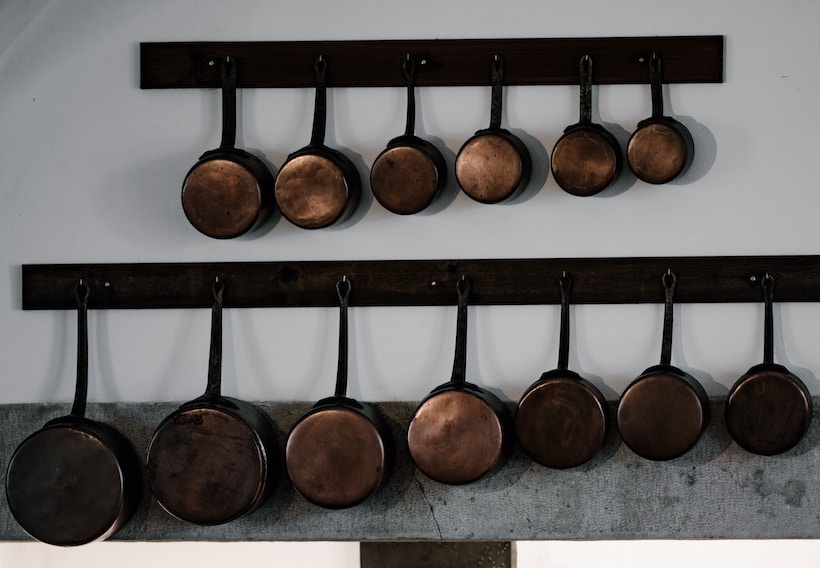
left=140, top=36, right=723, bottom=89
left=21, top=255, right=820, bottom=310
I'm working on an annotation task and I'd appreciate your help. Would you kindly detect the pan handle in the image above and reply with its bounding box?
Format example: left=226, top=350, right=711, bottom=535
left=578, top=55, right=593, bottom=126
left=762, top=273, right=775, bottom=365
left=203, top=277, right=224, bottom=399
left=449, top=276, right=471, bottom=384
left=402, top=55, right=417, bottom=138
left=218, top=56, right=237, bottom=150
left=333, top=276, right=351, bottom=398
left=69, top=279, right=90, bottom=419
left=556, top=272, right=572, bottom=371
left=659, top=270, right=677, bottom=366
left=489, top=55, right=504, bottom=130
left=309, top=56, right=328, bottom=147
left=649, top=52, right=665, bottom=119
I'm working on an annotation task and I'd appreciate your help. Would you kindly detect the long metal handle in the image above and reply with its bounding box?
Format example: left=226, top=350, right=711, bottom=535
left=310, top=56, right=328, bottom=146
left=219, top=56, right=237, bottom=149
left=489, top=56, right=504, bottom=130
left=762, top=273, right=775, bottom=365
left=649, top=52, right=664, bottom=118
left=204, top=277, right=224, bottom=399
left=579, top=55, right=593, bottom=125
left=334, top=277, right=351, bottom=398
left=403, top=55, right=416, bottom=137
left=557, top=272, right=572, bottom=371
left=659, top=270, right=677, bottom=366
left=70, top=280, right=90, bottom=418
left=450, top=276, right=470, bottom=384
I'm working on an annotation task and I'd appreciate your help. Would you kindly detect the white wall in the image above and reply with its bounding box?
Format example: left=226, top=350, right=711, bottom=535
left=2, top=0, right=820, bottom=564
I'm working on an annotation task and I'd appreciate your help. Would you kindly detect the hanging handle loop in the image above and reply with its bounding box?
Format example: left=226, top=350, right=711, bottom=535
left=660, top=270, right=677, bottom=366
left=334, top=276, right=351, bottom=398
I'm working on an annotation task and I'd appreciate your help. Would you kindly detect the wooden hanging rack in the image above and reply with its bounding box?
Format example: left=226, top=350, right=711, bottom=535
left=140, top=36, right=723, bottom=89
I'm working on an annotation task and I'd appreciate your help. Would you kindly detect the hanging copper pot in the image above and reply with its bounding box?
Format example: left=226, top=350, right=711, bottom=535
left=407, top=277, right=513, bottom=484
left=146, top=278, right=280, bottom=525
left=725, top=274, right=812, bottom=455
left=455, top=56, right=531, bottom=204
left=370, top=55, right=447, bottom=215
left=617, top=271, right=709, bottom=461
left=515, top=272, right=608, bottom=469
left=285, top=278, right=393, bottom=508
left=627, top=53, right=694, bottom=184
left=274, top=56, right=361, bottom=229
left=6, top=281, right=142, bottom=546
left=181, top=56, right=275, bottom=239
left=551, top=55, right=622, bottom=197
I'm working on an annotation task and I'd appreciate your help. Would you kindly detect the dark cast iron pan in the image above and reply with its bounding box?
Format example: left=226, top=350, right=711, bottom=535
left=181, top=56, right=275, bottom=239
left=6, top=280, right=142, bottom=546
left=551, top=55, right=622, bottom=197
left=407, top=277, right=514, bottom=484
left=515, top=272, right=608, bottom=469
left=616, top=271, right=710, bottom=461
left=286, top=278, right=393, bottom=509
left=370, top=55, right=447, bottom=215
left=455, top=56, right=532, bottom=204
left=627, top=53, right=694, bottom=184
left=274, top=56, right=361, bottom=229
left=725, top=274, right=812, bottom=455
left=146, top=278, right=280, bottom=525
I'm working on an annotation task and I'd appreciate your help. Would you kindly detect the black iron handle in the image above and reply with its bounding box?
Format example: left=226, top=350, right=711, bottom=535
left=204, top=277, right=224, bottom=399
left=762, top=273, right=775, bottom=365
left=450, top=276, right=471, bottom=384
left=489, top=55, right=504, bottom=130
left=660, top=270, right=677, bottom=366
left=557, top=272, right=572, bottom=371
left=579, top=54, right=593, bottom=125
left=70, top=279, right=90, bottom=418
left=310, top=55, right=328, bottom=147
left=649, top=52, right=664, bottom=118
left=219, top=56, right=237, bottom=150
left=334, top=276, right=351, bottom=398
left=403, top=55, right=417, bottom=137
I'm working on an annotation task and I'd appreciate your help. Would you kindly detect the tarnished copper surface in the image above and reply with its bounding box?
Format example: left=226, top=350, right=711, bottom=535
left=407, top=390, right=506, bottom=484
left=515, top=376, right=608, bottom=469
left=182, top=159, right=265, bottom=238
left=627, top=122, right=688, bottom=184
left=551, top=129, right=619, bottom=196
left=274, top=154, right=350, bottom=229
left=617, top=371, right=707, bottom=461
left=146, top=407, right=268, bottom=525
left=286, top=407, right=388, bottom=509
left=455, top=134, right=524, bottom=203
left=726, top=366, right=812, bottom=456
left=6, top=426, right=129, bottom=546
left=371, top=146, right=440, bottom=214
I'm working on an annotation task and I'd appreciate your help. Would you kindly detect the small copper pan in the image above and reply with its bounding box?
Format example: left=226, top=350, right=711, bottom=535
left=551, top=55, right=622, bottom=197
left=617, top=271, right=709, bottom=461
left=407, top=277, right=513, bottom=484
left=515, top=272, right=608, bottom=469
left=725, top=274, right=812, bottom=455
left=627, top=53, right=694, bottom=184
left=286, top=278, right=393, bottom=509
left=274, top=57, right=361, bottom=229
left=181, top=57, right=275, bottom=239
left=370, top=55, right=447, bottom=215
left=455, top=56, right=531, bottom=204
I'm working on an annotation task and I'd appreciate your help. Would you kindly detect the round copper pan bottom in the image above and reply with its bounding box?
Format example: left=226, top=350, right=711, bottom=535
left=275, top=154, right=350, bottom=229
left=627, top=123, right=688, bottom=184
left=551, top=129, right=619, bottom=196
left=456, top=134, right=524, bottom=203
left=371, top=146, right=440, bottom=214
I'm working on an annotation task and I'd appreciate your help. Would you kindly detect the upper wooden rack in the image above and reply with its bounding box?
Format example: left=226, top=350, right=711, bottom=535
left=140, top=36, right=723, bottom=89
